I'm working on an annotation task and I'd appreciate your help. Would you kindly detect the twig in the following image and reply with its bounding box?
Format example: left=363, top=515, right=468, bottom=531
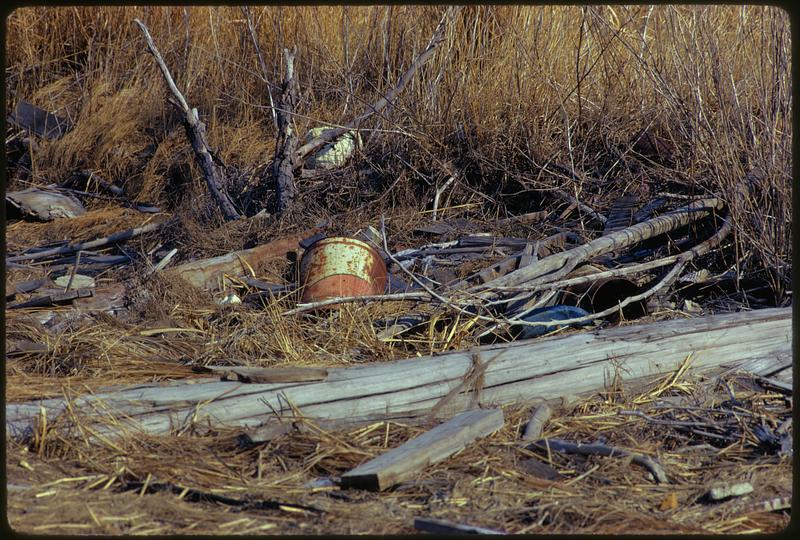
left=241, top=6, right=278, bottom=130
left=472, top=197, right=725, bottom=293
left=64, top=250, right=82, bottom=291
left=147, top=248, right=178, bottom=275
left=531, top=438, right=669, bottom=484
left=134, top=19, right=240, bottom=221
left=432, top=175, right=456, bottom=221
left=283, top=291, right=434, bottom=315
left=7, top=220, right=169, bottom=262
left=618, top=409, right=727, bottom=428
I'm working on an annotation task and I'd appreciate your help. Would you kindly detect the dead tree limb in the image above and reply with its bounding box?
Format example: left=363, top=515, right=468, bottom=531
left=6, top=220, right=170, bottom=263
left=293, top=6, right=459, bottom=164
left=471, top=197, right=725, bottom=295
left=530, top=438, right=669, bottom=484
left=134, top=19, right=241, bottom=221
left=272, top=47, right=300, bottom=213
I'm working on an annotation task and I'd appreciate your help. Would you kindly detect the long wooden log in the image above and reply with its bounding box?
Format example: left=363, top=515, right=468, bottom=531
left=5, top=308, right=790, bottom=441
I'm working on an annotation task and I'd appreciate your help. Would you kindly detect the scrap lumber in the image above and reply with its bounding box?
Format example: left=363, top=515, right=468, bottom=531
left=166, top=227, right=321, bottom=290
left=8, top=288, right=93, bottom=309
left=5, top=308, right=790, bottom=442
left=134, top=19, right=241, bottom=221
left=340, top=408, right=504, bottom=491
left=6, top=278, right=48, bottom=299
left=472, top=197, right=725, bottom=294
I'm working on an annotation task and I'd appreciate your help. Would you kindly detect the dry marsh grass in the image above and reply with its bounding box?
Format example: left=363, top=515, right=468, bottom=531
left=5, top=5, right=791, bottom=297
left=4, top=5, right=792, bottom=535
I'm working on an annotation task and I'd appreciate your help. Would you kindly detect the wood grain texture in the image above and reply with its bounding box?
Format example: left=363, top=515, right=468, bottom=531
left=5, top=308, right=790, bottom=441
left=166, top=227, right=320, bottom=290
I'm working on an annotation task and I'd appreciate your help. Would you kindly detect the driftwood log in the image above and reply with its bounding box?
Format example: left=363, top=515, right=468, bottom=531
left=6, top=308, right=790, bottom=442
left=134, top=19, right=241, bottom=221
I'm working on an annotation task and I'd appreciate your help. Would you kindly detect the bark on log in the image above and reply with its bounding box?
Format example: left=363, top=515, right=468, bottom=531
left=5, top=308, right=789, bottom=442
left=272, top=48, right=300, bottom=213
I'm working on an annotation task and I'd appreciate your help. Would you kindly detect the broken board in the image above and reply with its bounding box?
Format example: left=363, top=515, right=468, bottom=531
left=340, top=408, right=504, bottom=491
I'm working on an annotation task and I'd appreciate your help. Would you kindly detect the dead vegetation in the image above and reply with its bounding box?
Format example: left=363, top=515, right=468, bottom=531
left=4, top=5, right=792, bottom=535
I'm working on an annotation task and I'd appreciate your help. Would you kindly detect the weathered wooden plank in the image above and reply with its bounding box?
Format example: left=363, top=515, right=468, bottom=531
left=5, top=308, right=790, bottom=441
left=166, top=227, right=321, bottom=290
left=341, top=408, right=504, bottom=491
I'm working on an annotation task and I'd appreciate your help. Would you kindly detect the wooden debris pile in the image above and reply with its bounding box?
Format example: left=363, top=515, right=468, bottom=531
left=4, top=8, right=790, bottom=534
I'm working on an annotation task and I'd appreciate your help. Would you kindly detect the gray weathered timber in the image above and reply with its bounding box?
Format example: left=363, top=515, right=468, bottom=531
left=472, top=197, right=724, bottom=293
left=341, top=408, right=504, bottom=491
left=5, top=308, right=790, bottom=441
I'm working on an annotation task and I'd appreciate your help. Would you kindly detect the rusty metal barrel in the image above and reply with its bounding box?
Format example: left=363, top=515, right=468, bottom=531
left=299, top=237, right=387, bottom=303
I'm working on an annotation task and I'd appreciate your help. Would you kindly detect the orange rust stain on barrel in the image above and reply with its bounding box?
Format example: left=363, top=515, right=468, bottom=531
left=299, top=237, right=387, bottom=303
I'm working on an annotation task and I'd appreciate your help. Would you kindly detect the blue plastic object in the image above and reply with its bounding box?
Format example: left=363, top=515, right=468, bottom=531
left=516, top=305, right=593, bottom=339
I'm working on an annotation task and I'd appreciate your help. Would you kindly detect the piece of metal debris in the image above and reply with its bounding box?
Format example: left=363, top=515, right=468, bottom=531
left=7, top=100, right=72, bottom=139
left=7, top=187, right=86, bottom=221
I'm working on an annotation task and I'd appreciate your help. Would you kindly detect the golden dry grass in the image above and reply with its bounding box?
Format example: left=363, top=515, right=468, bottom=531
left=5, top=5, right=791, bottom=293
left=4, top=5, right=792, bottom=535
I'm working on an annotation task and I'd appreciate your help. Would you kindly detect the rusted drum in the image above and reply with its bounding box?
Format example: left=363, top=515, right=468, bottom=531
left=562, top=277, right=648, bottom=319
left=299, top=237, right=387, bottom=302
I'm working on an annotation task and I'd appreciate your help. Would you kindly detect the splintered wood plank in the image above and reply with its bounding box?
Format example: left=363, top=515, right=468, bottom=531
left=340, top=408, right=504, bottom=491
left=5, top=308, right=791, bottom=442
